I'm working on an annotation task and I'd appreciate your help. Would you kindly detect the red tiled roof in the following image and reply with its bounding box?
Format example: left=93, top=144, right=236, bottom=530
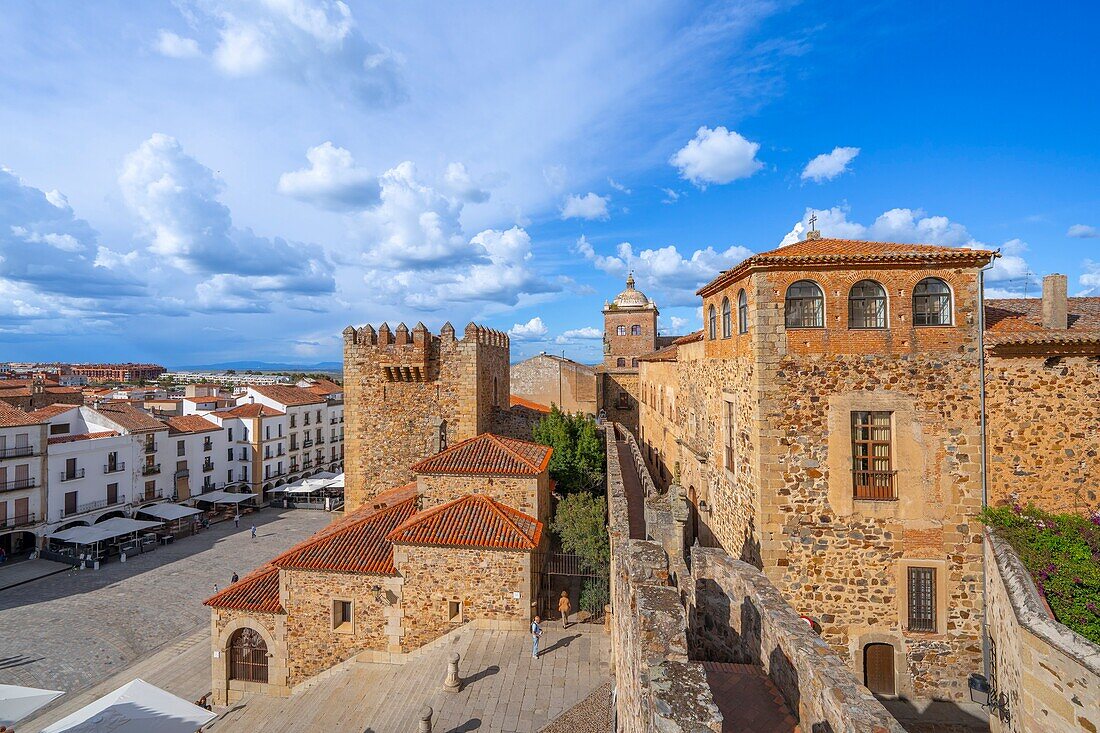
left=203, top=565, right=283, bottom=613
left=985, top=297, right=1100, bottom=338
left=28, top=403, right=80, bottom=420
left=0, top=378, right=60, bottom=389
left=271, top=497, right=417, bottom=574
left=304, top=379, right=342, bottom=395
left=219, top=403, right=285, bottom=419
left=95, top=403, right=167, bottom=433
left=673, top=330, right=704, bottom=345
left=698, top=238, right=998, bottom=297
left=411, top=433, right=552, bottom=476
left=386, top=493, right=542, bottom=551
left=164, top=415, right=221, bottom=435
left=250, top=385, right=324, bottom=407
left=509, top=395, right=551, bottom=413
left=0, top=401, right=40, bottom=427
left=48, top=430, right=120, bottom=445
left=637, top=344, right=679, bottom=363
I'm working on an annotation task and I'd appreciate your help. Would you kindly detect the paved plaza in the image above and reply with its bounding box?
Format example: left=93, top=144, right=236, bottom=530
left=0, top=508, right=330, bottom=697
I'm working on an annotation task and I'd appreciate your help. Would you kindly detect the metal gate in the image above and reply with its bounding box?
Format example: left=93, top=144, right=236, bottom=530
left=537, top=551, right=607, bottom=622
left=229, top=628, right=269, bottom=683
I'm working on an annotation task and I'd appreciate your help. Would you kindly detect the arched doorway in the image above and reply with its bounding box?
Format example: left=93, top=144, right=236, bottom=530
left=94, top=510, right=125, bottom=524
left=0, top=530, right=36, bottom=556
left=228, top=628, right=269, bottom=683
left=864, top=643, right=895, bottom=696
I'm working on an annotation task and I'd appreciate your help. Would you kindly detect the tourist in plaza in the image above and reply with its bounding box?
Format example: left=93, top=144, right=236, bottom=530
left=234, top=514, right=240, bottom=529
left=231, top=572, right=239, bottom=584
left=212, top=582, right=218, bottom=594
left=250, top=524, right=256, bottom=539
left=0, top=547, right=6, bottom=564
left=558, top=591, right=571, bottom=629
left=531, top=615, right=542, bottom=659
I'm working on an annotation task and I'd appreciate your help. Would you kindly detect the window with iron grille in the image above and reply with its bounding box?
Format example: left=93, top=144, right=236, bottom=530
left=784, top=280, right=825, bottom=328
left=851, top=411, right=895, bottom=499
left=913, top=277, right=952, bottom=326
left=848, top=280, right=888, bottom=329
left=907, top=567, right=936, bottom=632
left=724, top=400, right=736, bottom=473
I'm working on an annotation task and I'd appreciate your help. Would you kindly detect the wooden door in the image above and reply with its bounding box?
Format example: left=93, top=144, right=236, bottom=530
left=14, top=497, right=29, bottom=523
left=864, top=643, right=895, bottom=696
left=64, top=491, right=77, bottom=517
left=107, top=483, right=118, bottom=506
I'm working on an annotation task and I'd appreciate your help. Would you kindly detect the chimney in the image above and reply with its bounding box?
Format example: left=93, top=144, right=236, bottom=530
left=1041, top=274, right=1068, bottom=330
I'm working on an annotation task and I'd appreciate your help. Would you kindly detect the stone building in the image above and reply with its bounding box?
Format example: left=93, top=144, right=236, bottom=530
left=205, top=432, right=551, bottom=705
left=639, top=236, right=997, bottom=702
left=509, top=353, right=597, bottom=415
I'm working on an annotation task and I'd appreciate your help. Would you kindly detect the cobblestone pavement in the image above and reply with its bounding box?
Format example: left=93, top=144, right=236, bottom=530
left=0, top=508, right=330, bottom=695
left=209, top=625, right=612, bottom=733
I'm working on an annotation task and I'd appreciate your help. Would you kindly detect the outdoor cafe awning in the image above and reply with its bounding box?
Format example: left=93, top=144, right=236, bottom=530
left=192, top=490, right=255, bottom=504
left=135, top=503, right=203, bottom=522
left=41, top=678, right=216, bottom=733
left=47, top=518, right=163, bottom=546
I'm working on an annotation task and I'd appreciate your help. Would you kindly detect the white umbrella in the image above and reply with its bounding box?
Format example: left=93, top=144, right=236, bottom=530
left=0, top=683, right=63, bottom=726
left=41, top=679, right=215, bottom=733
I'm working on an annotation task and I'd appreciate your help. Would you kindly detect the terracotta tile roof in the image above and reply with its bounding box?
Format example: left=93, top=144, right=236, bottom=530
left=95, top=403, right=167, bottom=433
left=250, top=385, right=324, bottom=407
left=509, top=395, right=551, bottom=413
left=183, top=396, right=220, bottom=403
left=0, top=378, right=60, bottom=389
left=219, top=403, right=285, bottom=419
left=164, top=415, right=221, bottom=435
left=304, top=379, right=343, bottom=395
left=637, top=344, right=679, bottom=363
left=0, top=401, right=41, bottom=427
left=387, top=494, right=542, bottom=551
left=367, top=482, right=419, bottom=511
left=48, top=430, right=120, bottom=445
left=673, top=330, right=704, bottom=345
left=271, top=496, right=417, bottom=574
left=204, top=565, right=284, bottom=613
left=698, top=238, right=998, bottom=297
left=28, top=403, right=80, bottom=420
left=411, top=433, right=552, bottom=476
left=984, top=297, right=1100, bottom=348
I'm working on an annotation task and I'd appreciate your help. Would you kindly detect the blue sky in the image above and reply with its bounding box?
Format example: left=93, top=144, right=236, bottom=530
left=1, top=1, right=1097, bottom=366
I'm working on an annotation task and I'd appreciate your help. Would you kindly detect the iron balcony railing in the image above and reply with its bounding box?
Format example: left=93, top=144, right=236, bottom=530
left=0, top=513, right=36, bottom=529
left=302, top=438, right=314, bottom=448
left=144, top=441, right=158, bottom=453
left=202, top=461, right=215, bottom=472
left=852, top=470, right=898, bottom=500
left=141, top=463, right=161, bottom=476
left=60, top=468, right=86, bottom=482
left=137, top=489, right=166, bottom=504
left=0, top=445, right=36, bottom=460
left=60, top=494, right=127, bottom=520
left=203, top=441, right=213, bottom=452
left=103, top=462, right=126, bottom=474
left=0, top=477, right=36, bottom=492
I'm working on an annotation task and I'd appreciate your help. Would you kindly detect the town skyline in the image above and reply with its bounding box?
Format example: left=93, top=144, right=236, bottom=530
left=1, top=1, right=1097, bottom=366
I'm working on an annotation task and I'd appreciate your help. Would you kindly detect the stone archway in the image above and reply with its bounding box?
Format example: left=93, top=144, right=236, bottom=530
left=213, top=616, right=287, bottom=705
left=851, top=630, right=909, bottom=699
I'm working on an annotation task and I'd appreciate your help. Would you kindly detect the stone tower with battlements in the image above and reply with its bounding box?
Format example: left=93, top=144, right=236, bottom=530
left=342, top=321, right=511, bottom=512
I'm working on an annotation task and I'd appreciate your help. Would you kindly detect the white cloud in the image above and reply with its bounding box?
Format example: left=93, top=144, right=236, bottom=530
left=442, top=163, right=490, bottom=203
left=277, top=142, right=380, bottom=211
left=555, top=326, right=602, bottom=344
left=661, top=188, right=681, bottom=204
left=576, top=235, right=752, bottom=306
left=801, top=146, right=860, bottom=183
left=608, top=178, right=631, bottom=194
left=669, top=315, right=692, bottom=331
left=1078, top=260, right=1100, bottom=296
left=561, top=192, right=610, bottom=221
left=156, top=30, right=202, bottom=59
left=670, top=126, right=763, bottom=186
left=1067, top=224, right=1099, bottom=239
left=508, top=316, right=548, bottom=340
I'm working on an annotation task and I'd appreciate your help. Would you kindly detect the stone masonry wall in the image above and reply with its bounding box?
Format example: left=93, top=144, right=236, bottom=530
left=342, top=323, right=509, bottom=511
left=395, top=545, right=531, bottom=651
left=984, top=529, right=1100, bottom=733
left=510, top=355, right=598, bottom=415
left=210, top=607, right=288, bottom=705
left=416, top=473, right=550, bottom=526
left=985, top=354, right=1100, bottom=514
left=599, top=371, right=639, bottom=436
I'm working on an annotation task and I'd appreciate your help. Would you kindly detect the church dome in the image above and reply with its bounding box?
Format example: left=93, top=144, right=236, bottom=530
left=612, top=273, right=650, bottom=308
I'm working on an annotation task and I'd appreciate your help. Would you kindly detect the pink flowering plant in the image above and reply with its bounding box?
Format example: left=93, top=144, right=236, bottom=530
left=981, top=503, right=1100, bottom=644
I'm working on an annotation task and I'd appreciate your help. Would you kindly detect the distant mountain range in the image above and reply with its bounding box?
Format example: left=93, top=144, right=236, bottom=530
left=171, top=361, right=342, bottom=372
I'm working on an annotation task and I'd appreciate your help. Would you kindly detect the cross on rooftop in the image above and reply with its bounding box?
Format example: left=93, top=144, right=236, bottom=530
left=808, top=212, right=817, bottom=232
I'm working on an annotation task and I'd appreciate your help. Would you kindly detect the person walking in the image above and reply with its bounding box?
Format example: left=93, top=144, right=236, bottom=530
left=531, top=615, right=543, bottom=659
left=250, top=524, right=257, bottom=540
left=234, top=514, right=240, bottom=529
left=212, top=582, right=218, bottom=594
left=557, top=591, right=571, bottom=629
left=0, top=547, right=7, bottom=565
left=231, top=572, right=239, bottom=584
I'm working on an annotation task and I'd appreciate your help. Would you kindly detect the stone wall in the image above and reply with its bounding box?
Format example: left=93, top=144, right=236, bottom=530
left=985, top=354, right=1100, bottom=514
left=210, top=607, right=288, bottom=705
left=395, top=544, right=532, bottom=651
left=984, top=529, right=1100, bottom=733
left=510, top=355, right=598, bottom=415
left=342, top=322, right=509, bottom=511
left=490, top=403, right=543, bottom=442
left=690, top=547, right=906, bottom=733
left=417, top=473, right=550, bottom=526
left=598, top=371, right=639, bottom=437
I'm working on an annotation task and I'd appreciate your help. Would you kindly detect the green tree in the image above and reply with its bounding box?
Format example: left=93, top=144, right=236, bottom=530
left=532, top=406, right=605, bottom=494
left=551, top=492, right=610, bottom=572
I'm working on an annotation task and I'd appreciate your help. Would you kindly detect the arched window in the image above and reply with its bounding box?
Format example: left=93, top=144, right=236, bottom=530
left=721, top=297, right=732, bottom=338
left=737, top=289, right=748, bottom=334
left=848, top=280, right=887, bottom=329
left=631, top=324, right=641, bottom=336
left=438, top=420, right=447, bottom=451
left=913, top=278, right=952, bottom=326
left=616, top=357, right=626, bottom=367
left=708, top=305, right=717, bottom=339
left=229, top=628, right=269, bottom=683
left=616, top=325, right=626, bottom=336
left=784, top=280, right=825, bottom=328
left=631, top=358, right=639, bottom=367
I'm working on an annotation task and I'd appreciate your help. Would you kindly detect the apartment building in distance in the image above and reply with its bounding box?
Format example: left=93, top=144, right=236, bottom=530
left=69, top=363, right=166, bottom=383
left=0, top=402, right=48, bottom=555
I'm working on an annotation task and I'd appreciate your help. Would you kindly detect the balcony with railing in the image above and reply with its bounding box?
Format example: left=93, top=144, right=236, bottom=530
left=137, top=488, right=167, bottom=504
left=202, top=460, right=215, bottom=472
left=0, top=445, right=36, bottom=460
left=0, top=513, right=36, bottom=529
left=144, top=441, right=158, bottom=453
left=302, top=438, right=314, bottom=448
left=852, top=470, right=898, bottom=500
left=103, top=461, right=126, bottom=474
left=203, top=440, right=213, bottom=452
left=59, top=494, right=127, bottom=520
left=316, top=436, right=326, bottom=444
left=141, top=463, right=161, bottom=476
left=60, top=468, right=86, bottom=482
left=301, top=459, right=313, bottom=470
left=330, top=417, right=338, bottom=425
left=0, top=477, right=36, bottom=492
